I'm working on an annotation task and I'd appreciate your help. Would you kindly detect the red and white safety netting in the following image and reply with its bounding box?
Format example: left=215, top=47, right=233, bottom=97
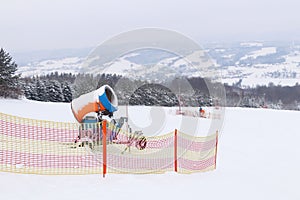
left=0, top=112, right=218, bottom=175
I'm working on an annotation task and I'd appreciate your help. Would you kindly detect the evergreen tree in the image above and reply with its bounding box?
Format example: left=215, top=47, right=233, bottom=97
left=24, top=82, right=34, bottom=100
left=30, top=77, right=39, bottom=101
left=47, top=80, right=63, bottom=102
left=35, top=78, right=46, bottom=101
left=43, top=80, right=50, bottom=101
left=61, top=82, right=73, bottom=102
left=73, top=74, right=98, bottom=98
left=0, top=48, right=21, bottom=98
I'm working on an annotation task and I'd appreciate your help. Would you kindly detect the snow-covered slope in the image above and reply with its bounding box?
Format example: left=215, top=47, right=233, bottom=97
left=83, top=49, right=217, bottom=82
left=18, top=57, right=83, bottom=77
left=0, top=98, right=217, bottom=136
left=239, top=47, right=277, bottom=61
left=0, top=99, right=299, bottom=200
left=209, top=42, right=300, bottom=87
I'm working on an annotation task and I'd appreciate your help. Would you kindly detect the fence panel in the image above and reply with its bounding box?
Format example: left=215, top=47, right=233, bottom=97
left=0, top=112, right=218, bottom=175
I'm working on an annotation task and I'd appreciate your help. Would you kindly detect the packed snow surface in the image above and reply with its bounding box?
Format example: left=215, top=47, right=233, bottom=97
left=0, top=99, right=299, bottom=200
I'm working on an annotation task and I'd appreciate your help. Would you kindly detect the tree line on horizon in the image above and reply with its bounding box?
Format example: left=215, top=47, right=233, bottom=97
left=1, top=48, right=300, bottom=110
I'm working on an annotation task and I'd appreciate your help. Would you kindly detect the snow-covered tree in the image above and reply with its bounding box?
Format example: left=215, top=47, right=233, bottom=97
left=47, top=80, right=63, bottom=102
left=35, top=79, right=47, bottom=101
left=0, top=48, right=21, bottom=98
left=61, top=82, right=73, bottom=102
left=23, top=82, right=34, bottom=100
left=73, top=74, right=98, bottom=98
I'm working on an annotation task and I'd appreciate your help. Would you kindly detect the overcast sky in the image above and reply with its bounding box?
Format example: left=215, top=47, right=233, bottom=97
left=1, top=0, right=300, bottom=52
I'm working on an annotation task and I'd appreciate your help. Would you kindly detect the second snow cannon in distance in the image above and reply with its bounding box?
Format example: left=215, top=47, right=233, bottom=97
left=71, top=84, right=118, bottom=123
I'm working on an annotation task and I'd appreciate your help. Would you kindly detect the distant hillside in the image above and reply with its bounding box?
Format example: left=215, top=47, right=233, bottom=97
left=16, top=41, right=300, bottom=87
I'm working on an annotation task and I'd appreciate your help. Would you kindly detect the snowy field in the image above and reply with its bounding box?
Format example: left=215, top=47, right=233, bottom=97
left=0, top=99, right=300, bottom=200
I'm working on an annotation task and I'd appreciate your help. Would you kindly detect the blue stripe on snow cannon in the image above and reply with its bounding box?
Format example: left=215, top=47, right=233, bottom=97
left=99, top=92, right=117, bottom=112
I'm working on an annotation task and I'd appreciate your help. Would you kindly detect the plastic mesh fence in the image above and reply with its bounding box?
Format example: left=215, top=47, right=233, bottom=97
left=0, top=112, right=218, bottom=175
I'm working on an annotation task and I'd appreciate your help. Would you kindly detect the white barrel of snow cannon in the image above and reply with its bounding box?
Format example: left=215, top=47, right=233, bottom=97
left=71, top=85, right=118, bottom=123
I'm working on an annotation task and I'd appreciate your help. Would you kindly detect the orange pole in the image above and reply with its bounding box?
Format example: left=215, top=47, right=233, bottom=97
left=125, top=103, right=128, bottom=133
left=102, top=120, right=107, bottom=178
left=174, top=129, right=178, bottom=172
left=214, top=131, right=219, bottom=169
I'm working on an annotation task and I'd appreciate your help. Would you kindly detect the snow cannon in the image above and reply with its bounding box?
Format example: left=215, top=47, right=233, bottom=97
left=71, top=85, right=118, bottom=123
